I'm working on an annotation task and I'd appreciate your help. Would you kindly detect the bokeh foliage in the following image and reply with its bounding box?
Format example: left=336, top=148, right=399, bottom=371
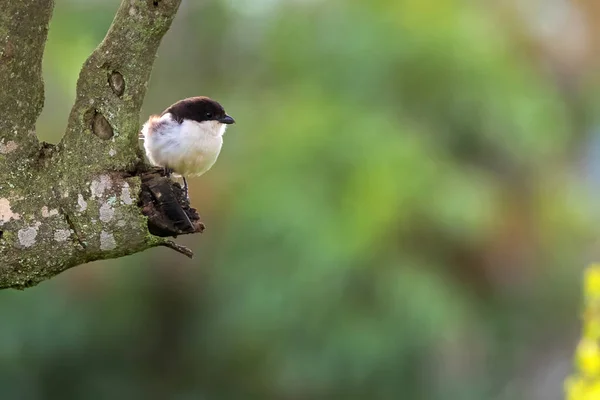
left=1, top=0, right=598, bottom=398
left=566, top=265, right=600, bottom=400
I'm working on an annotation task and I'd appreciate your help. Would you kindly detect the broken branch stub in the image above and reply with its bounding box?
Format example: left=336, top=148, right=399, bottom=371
left=0, top=0, right=205, bottom=290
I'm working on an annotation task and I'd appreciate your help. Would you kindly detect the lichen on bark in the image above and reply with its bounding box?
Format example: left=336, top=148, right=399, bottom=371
left=0, top=0, right=202, bottom=290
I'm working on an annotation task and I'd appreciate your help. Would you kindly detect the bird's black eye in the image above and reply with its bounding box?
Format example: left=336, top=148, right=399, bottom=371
left=205, top=112, right=213, bottom=119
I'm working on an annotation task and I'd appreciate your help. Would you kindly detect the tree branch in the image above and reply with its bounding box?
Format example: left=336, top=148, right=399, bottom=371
left=0, top=0, right=53, bottom=164
left=60, top=0, right=182, bottom=173
left=0, top=0, right=202, bottom=290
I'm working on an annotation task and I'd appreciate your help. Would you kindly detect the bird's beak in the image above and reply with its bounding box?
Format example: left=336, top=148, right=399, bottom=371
left=219, top=114, right=235, bottom=124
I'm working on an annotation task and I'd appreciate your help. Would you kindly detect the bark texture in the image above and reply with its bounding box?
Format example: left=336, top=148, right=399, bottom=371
left=0, top=0, right=202, bottom=290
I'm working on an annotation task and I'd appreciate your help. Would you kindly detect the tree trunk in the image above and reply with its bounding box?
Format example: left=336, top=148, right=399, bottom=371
left=0, top=0, right=203, bottom=290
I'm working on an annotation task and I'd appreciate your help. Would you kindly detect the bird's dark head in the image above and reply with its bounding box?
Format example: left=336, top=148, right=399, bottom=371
left=162, top=96, right=235, bottom=125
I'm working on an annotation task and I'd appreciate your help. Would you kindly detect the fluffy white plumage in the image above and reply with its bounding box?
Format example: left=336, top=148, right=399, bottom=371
left=141, top=113, right=227, bottom=177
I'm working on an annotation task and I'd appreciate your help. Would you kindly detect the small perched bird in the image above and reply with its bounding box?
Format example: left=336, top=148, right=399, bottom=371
left=141, top=96, right=235, bottom=197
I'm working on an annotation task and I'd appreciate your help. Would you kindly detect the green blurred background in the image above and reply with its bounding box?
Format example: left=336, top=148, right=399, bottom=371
left=3, top=0, right=600, bottom=398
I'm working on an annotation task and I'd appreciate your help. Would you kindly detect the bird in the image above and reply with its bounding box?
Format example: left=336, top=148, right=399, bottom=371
left=141, top=96, right=235, bottom=198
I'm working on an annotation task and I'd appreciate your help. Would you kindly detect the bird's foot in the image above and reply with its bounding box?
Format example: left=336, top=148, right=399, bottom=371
left=183, top=176, right=189, bottom=200
left=163, top=166, right=173, bottom=178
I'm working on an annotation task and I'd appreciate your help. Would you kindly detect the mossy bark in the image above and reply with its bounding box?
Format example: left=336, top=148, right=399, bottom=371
left=0, top=0, right=201, bottom=290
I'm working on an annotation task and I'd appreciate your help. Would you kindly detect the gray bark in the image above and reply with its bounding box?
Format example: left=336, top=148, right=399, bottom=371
left=0, top=0, right=202, bottom=290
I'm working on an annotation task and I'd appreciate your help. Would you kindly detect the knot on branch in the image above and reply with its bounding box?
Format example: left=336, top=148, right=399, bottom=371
left=108, top=71, right=125, bottom=97
left=90, top=110, right=114, bottom=140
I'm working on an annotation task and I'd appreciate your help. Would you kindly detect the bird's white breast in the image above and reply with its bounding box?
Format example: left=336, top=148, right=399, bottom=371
left=142, top=113, right=226, bottom=177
